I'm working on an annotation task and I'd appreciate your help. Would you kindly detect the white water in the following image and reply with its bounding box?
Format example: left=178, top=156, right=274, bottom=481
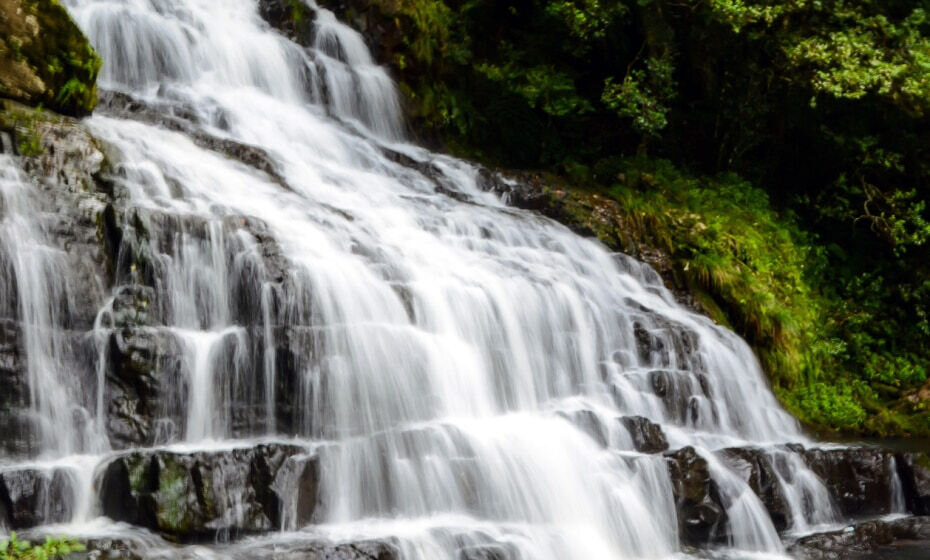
left=0, top=0, right=863, bottom=557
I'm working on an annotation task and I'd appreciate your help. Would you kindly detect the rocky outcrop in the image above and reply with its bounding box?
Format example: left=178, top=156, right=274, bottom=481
left=0, top=0, right=100, bottom=115
left=664, top=446, right=727, bottom=545
left=98, top=445, right=319, bottom=541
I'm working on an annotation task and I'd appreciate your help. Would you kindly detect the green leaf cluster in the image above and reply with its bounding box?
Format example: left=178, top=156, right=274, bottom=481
left=0, top=532, right=84, bottom=560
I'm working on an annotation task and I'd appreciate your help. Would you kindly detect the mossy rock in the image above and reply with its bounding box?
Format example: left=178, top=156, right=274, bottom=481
left=0, top=0, right=101, bottom=115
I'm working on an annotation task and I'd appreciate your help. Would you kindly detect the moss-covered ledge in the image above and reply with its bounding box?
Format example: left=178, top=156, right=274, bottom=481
left=0, top=0, right=101, bottom=116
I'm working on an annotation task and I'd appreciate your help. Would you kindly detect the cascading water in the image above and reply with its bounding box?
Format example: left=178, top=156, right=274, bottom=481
left=0, top=0, right=917, bottom=557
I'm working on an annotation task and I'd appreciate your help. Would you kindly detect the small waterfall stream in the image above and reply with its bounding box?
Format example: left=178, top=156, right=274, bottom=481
left=0, top=0, right=919, bottom=558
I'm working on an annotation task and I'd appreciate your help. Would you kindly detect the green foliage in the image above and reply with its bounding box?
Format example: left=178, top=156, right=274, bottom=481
left=477, top=61, right=593, bottom=117
left=602, top=56, right=677, bottom=138
left=545, top=0, right=628, bottom=48
left=0, top=532, right=84, bottom=560
left=789, top=382, right=867, bottom=430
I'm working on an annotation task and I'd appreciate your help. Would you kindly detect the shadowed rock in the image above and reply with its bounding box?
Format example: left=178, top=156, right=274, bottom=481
left=802, top=447, right=895, bottom=517
left=664, top=446, right=727, bottom=545
left=720, top=447, right=792, bottom=532
left=99, top=444, right=318, bottom=541
left=620, top=415, right=669, bottom=453
left=787, top=516, right=930, bottom=559
left=0, top=467, right=74, bottom=528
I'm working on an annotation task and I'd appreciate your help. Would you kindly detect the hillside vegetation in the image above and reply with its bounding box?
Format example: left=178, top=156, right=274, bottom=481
left=318, top=0, right=930, bottom=436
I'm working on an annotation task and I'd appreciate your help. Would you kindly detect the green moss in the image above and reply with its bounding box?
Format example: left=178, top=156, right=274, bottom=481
left=126, top=454, right=149, bottom=494
left=0, top=99, right=59, bottom=156
left=155, top=456, right=197, bottom=534
left=0, top=0, right=101, bottom=115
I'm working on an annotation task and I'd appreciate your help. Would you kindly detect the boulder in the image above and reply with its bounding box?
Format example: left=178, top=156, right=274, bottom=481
left=0, top=467, right=74, bottom=528
left=664, top=446, right=727, bottom=545
left=720, top=447, right=791, bottom=531
left=802, top=447, right=895, bottom=517
left=98, top=444, right=319, bottom=541
left=273, top=452, right=322, bottom=528
left=0, top=0, right=100, bottom=115
left=619, top=415, right=669, bottom=453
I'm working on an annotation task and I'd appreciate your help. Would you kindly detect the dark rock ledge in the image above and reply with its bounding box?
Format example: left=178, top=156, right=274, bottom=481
left=98, top=444, right=320, bottom=542
left=788, top=516, right=930, bottom=559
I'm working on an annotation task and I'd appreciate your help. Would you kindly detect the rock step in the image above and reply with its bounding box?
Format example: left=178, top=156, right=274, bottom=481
left=0, top=467, right=75, bottom=528
left=664, top=445, right=930, bottom=546
left=3, top=442, right=928, bottom=550
left=98, top=444, right=319, bottom=541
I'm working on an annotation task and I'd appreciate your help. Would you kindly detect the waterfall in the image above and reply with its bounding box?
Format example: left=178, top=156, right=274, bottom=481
left=0, top=0, right=888, bottom=557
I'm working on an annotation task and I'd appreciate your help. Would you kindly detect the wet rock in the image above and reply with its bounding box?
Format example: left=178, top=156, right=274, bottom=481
left=2, top=107, right=112, bottom=328
left=896, top=451, right=930, bottom=515
left=104, top=327, right=184, bottom=448
left=561, top=410, right=608, bottom=448
left=0, top=319, right=36, bottom=458
left=98, top=91, right=289, bottom=189
left=664, top=446, right=727, bottom=545
left=619, top=415, right=669, bottom=453
left=647, top=369, right=716, bottom=426
left=273, top=452, right=322, bottom=527
left=720, top=447, right=791, bottom=531
left=258, top=0, right=317, bottom=47
left=0, top=467, right=74, bottom=528
left=74, top=538, right=144, bottom=560
left=244, top=539, right=400, bottom=560
left=456, top=544, right=518, bottom=560
left=787, top=516, right=930, bottom=559
left=802, top=447, right=895, bottom=517
left=109, top=285, right=160, bottom=329
left=98, top=444, right=317, bottom=541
